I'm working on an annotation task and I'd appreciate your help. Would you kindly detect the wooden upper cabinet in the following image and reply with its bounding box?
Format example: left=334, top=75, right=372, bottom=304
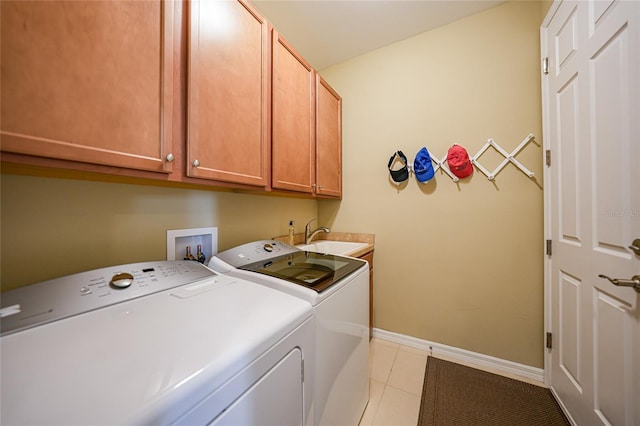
left=187, top=0, right=270, bottom=187
left=315, top=75, right=342, bottom=198
left=0, top=0, right=175, bottom=173
left=271, top=30, right=315, bottom=193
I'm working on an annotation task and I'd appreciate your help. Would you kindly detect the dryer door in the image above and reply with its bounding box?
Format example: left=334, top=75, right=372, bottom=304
left=176, top=347, right=305, bottom=426
left=211, top=348, right=304, bottom=426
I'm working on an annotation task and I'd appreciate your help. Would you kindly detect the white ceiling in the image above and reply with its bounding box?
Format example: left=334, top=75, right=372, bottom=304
left=253, top=0, right=505, bottom=70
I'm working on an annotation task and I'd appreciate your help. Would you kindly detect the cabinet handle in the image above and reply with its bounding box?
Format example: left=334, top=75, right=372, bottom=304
left=192, top=159, right=200, bottom=168
left=165, top=153, right=175, bottom=162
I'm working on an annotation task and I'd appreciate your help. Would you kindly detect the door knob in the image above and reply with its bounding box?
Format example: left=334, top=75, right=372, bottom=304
left=598, top=274, right=640, bottom=293
left=630, top=239, right=640, bottom=255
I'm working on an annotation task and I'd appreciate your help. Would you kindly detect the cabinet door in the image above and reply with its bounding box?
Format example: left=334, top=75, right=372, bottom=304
left=315, top=75, right=342, bottom=198
left=271, top=31, right=315, bottom=193
left=0, top=0, right=175, bottom=173
left=187, top=0, right=269, bottom=186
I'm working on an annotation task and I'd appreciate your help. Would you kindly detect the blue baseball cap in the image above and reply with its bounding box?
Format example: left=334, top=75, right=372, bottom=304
left=414, top=147, right=435, bottom=182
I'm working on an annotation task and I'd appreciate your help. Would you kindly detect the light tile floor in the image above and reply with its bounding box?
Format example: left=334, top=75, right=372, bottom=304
left=359, top=337, right=546, bottom=426
left=359, top=338, right=428, bottom=426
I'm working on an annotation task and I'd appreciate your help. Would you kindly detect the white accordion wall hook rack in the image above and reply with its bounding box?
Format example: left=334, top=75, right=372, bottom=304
left=472, top=134, right=536, bottom=181
left=430, top=133, right=536, bottom=183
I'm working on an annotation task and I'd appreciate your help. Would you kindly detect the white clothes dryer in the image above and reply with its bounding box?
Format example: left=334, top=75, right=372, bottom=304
left=210, top=240, right=370, bottom=426
left=0, top=260, right=315, bottom=426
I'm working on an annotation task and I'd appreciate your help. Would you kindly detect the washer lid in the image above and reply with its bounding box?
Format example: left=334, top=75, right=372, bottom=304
left=213, top=240, right=366, bottom=293
left=240, top=251, right=366, bottom=293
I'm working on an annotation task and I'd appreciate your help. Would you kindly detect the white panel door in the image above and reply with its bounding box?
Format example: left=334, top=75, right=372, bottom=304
left=543, top=0, right=639, bottom=425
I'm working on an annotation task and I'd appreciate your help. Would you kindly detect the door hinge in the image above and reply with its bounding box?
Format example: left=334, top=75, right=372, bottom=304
left=542, top=57, right=549, bottom=75
left=546, top=332, right=553, bottom=349
left=545, top=150, right=551, bottom=167
left=546, top=239, right=552, bottom=256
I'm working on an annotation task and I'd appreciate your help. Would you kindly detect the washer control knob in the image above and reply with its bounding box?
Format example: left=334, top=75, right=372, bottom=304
left=263, top=243, right=274, bottom=253
left=110, top=272, right=134, bottom=289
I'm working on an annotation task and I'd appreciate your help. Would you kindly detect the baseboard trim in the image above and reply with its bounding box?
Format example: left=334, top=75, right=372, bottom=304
left=372, top=328, right=545, bottom=384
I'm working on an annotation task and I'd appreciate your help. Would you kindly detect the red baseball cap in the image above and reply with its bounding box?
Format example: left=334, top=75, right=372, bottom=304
left=447, top=144, right=473, bottom=179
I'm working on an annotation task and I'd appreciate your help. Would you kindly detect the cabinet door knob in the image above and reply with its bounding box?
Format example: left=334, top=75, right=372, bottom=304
left=165, top=153, right=175, bottom=162
left=192, top=159, right=200, bottom=168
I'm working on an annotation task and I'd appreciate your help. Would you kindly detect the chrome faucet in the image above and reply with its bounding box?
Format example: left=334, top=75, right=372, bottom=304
left=304, top=218, right=330, bottom=244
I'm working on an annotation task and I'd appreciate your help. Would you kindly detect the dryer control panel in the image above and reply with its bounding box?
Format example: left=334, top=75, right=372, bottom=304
left=0, top=261, right=217, bottom=336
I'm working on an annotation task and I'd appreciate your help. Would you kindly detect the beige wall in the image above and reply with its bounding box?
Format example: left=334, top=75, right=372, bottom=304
left=319, top=1, right=545, bottom=367
left=0, top=174, right=317, bottom=290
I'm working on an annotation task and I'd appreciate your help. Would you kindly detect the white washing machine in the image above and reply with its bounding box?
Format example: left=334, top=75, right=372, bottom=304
left=0, top=260, right=315, bottom=426
left=209, top=240, right=370, bottom=426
